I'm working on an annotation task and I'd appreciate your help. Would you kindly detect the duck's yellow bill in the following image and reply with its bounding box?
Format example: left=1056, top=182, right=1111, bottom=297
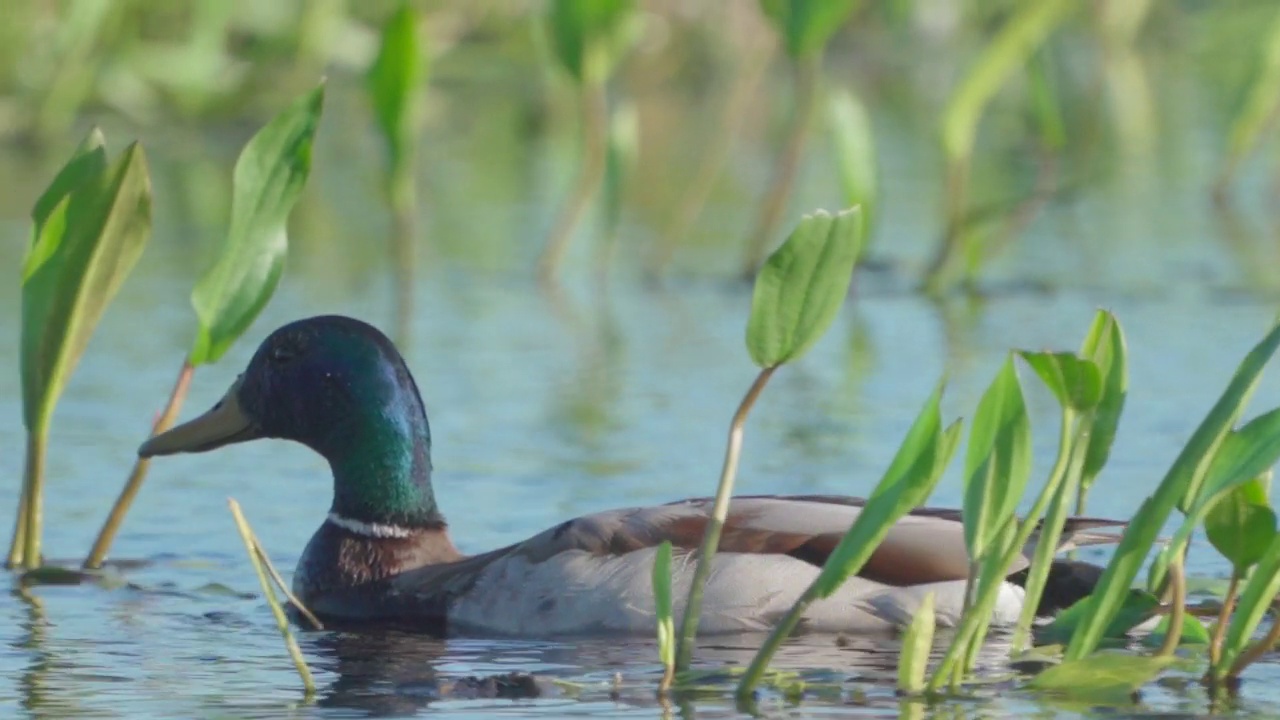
left=138, top=376, right=261, bottom=457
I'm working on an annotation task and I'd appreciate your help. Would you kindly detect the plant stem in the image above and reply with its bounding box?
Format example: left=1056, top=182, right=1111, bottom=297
left=6, top=464, right=30, bottom=568
left=922, top=158, right=971, bottom=295
left=1157, top=558, right=1186, bottom=657
left=20, top=428, right=49, bottom=569
left=251, top=542, right=324, bottom=630
left=735, top=583, right=814, bottom=700
left=740, top=53, right=821, bottom=281
left=1227, top=601, right=1280, bottom=679
left=84, top=358, right=194, bottom=569
left=227, top=498, right=316, bottom=694
left=1209, top=573, right=1242, bottom=668
left=538, top=73, right=609, bottom=286
left=390, top=177, right=417, bottom=349
left=674, top=365, right=777, bottom=673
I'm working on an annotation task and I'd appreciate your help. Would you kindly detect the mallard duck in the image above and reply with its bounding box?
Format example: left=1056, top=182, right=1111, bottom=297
left=139, top=314, right=1125, bottom=637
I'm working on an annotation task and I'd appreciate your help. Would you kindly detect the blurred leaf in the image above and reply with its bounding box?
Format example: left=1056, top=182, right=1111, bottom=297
left=1220, top=8, right=1280, bottom=188
left=547, top=0, right=635, bottom=83
left=941, top=0, right=1075, bottom=162
left=745, top=207, right=864, bottom=368
left=1080, top=311, right=1128, bottom=484
left=367, top=3, right=426, bottom=201
left=812, top=381, right=960, bottom=597
left=21, top=131, right=152, bottom=432
left=962, top=355, right=1031, bottom=561
left=1069, top=319, right=1280, bottom=661
left=1140, top=613, right=1211, bottom=649
left=827, top=88, right=877, bottom=240
left=897, top=591, right=935, bottom=695
left=1205, top=477, right=1276, bottom=574
left=603, top=101, right=639, bottom=232
left=189, top=83, right=325, bottom=365
left=759, top=0, right=859, bottom=58
left=1040, top=589, right=1159, bottom=645
left=1026, top=652, right=1176, bottom=703
left=652, top=540, right=675, bottom=672
left=1017, top=351, right=1102, bottom=412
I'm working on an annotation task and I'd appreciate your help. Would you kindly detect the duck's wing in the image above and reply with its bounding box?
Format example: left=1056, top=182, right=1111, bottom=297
left=498, top=495, right=1128, bottom=586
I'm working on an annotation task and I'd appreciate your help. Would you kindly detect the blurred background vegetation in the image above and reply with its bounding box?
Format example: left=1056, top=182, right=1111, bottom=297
left=1, top=0, right=1279, bottom=310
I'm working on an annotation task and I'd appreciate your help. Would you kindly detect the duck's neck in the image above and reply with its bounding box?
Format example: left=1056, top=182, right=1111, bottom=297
left=319, top=405, right=444, bottom=532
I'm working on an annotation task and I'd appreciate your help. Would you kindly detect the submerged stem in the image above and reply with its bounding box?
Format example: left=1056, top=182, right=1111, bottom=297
left=227, top=498, right=316, bottom=694
left=740, top=53, right=821, bottom=280
left=538, top=72, right=609, bottom=286
left=84, top=358, right=194, bottom=569
left=674, top=366, right=777, bottom=673
left=1157, top=559, right=1187, bottom=657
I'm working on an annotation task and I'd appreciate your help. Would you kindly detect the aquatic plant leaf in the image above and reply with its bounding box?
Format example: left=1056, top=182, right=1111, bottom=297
left=21, top=133, right=152, bottom=432
left=547, top=0, right=635, bottom=83
left=603, top=101, right=639, bottom=232
left=367, top=4, right=426, bottom=200
left=1040, top=590, right=1159, bottom=645
left=827, top=88, right=877, bottom=240
left=1067, top=319, right=1280, bottom=661
left=962, top=355, right=1031, bottom=561
left=1017, top=351, right=1102, bottom=412
left=745, top=207, right=864, bottom=368
left=1219, top=9, right=1280, bottom=191
left=652, top=540, right=675, bottom=672
left=1150, top=406, right=1280, bottom=590
left=1026, top=652, right=1176, bottom=703
left=1215, top=530, right=1280, bottom=678
left=1140, top=613, right=1210, bottom=648
left=897, top=591, right=935, bottom=695
left=941, top=0, right=1075, bottom=163
left=759, top=0, right=859, bottom=58
left=1079, top=311, right=1128, bottom=485
left=811, top=381, right=958, bottom=597
left=189, top=83, right=324, bottom=365
left=1205, top=477, right=1276, bottom=574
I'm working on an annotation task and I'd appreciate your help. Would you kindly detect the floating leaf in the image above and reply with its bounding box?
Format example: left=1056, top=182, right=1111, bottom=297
left=1140, top=613, right=1211, bottom=649
left=1205, top=477, right=1277, bottom=574
left=759, top=0, right=859, bottom=58
left=897, top=592, right=935, bottom=695
left=1018, top=350, right=1103, bottom=412
left=367, top=4, right=426, bottom=201
left=1026, top=652, right=1176, bottom=703
left=189, top=82, right=325, bottom=365
left=962, top=355, right=1032, bottom=561
left=745, top=207, right=864, bottom=368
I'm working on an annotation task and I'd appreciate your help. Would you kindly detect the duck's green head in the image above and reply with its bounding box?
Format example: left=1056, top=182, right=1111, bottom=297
left=140, top=315, right=442, bottom=528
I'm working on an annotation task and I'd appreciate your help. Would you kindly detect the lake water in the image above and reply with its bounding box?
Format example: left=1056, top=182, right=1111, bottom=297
left=3, top=22, right=1280, bottom=717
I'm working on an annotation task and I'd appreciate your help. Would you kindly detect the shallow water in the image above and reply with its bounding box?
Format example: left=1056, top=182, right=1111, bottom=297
left=3, top=30, right=1280, bottom=719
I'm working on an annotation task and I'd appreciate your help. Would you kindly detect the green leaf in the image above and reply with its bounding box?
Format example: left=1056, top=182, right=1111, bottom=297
left=652, top=540, right=675, bottom=672
left=746, top=207, right=864, bottom=368
left=811, top=381, right=959, bottom=597
left=1079, top=310, right=1128, bottom=484
left=962, top=355, right=1032, bottom=561
left=897, top=591, right=935, bottom=695
left=1066, top=319, right=1280, bottom=661
left=1039, top=589, right=1159, bottom=645
left=1140, top=613, right=1211, bottom=649
left=1216, top=530, right=1280, bottom=678
left=367, top=4, right=426, bottom=200
left=1026, top=652, right=1177, bottom=703
left=827, top=88, right=877, bottom=240
left=189, top=83, right=325, bottom=365
left=547, top=0, right=635, bottom=83
left=941, top=0, right=1075, bottom=163
left=603, top=101, right=639, bottom=232
left=1018, top=350, right=1103, bottom=412
left=759, top=0, right=859, bottom=58
left=21, top=133, right=152, bottom=432
left=1205, top=477, right=1277, bottom=574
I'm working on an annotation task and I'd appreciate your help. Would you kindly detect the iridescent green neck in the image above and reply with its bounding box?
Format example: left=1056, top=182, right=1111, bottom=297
left=317, top=396, right=442, bottom=529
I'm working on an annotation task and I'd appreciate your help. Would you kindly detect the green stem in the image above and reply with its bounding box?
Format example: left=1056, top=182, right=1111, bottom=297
left=1209, top=573, right=1241, bottom=669
left=674, top=366, right=777, bottom=673
left=6, top=460, right=30, bottom=568
left=735, top=583, right=813, bottom=700
left=538, top=70, right=609, bottom=286
left=1227, top=601, right=1280, bottom=679
left=740, top=53, right=821, bottom=280
left=1011, top=408, right=1081, bottom=652
left=227, top=498, right=316, bottom=694
left=390, top=173, right=417, bottom=349
left=19, top=428, right=48, bottom=569
left=1157, top=558, right=1186, bottom=657
left=84, top=358, right=194, bottom=569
